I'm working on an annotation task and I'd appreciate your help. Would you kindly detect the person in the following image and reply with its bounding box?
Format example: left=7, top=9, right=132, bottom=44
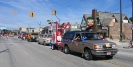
left=99, top=34, right=103, bottom=39
left=74, top=36, right=80, bottom=40
left=124, top=40, right=133, bottom=48
left=6, top=34, right=8, bottom=40
left=81, top=36, right=87, bottom=41
left=103, top=36, right=110, bottom=40
left=127, top=40, right=133, bottom=48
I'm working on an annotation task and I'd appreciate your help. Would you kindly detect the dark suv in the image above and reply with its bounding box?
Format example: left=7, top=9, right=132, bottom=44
left=62, top=31, right=118, bottom=60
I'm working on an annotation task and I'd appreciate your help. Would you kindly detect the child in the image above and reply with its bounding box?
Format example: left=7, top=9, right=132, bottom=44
left=124, top=40, right=133, bottom=48
left=128, top=40, right=133, bottom=48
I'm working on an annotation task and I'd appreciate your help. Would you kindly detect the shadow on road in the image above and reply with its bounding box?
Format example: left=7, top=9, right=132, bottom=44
left=69, top=52, right=112, bottom=61
left=0, top=49, right=9, bottom=54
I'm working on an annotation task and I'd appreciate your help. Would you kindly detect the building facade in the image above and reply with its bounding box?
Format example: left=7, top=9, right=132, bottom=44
left=19, top=27, right=43, bottom=33
left=81, top=9, right=132, bottom=40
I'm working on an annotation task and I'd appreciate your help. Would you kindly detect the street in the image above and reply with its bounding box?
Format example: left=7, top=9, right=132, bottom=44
left=0, top=36, right=133, bottom=67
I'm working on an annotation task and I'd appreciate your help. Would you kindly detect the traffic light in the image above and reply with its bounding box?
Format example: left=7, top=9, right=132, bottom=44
left=13, top=10, right=16, bottom=16
left=30, top=12, right=34, bottom=17
left=52, top=9, right=56, bottom=15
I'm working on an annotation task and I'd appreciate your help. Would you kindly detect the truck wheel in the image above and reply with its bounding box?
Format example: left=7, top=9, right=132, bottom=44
left=38, top=41, right=40, bottom=44
left=29, top=39, right=32, bottom=42
left=84, top=49, right=93, bottom=60
left=63, top=46, right=70, bottom=54
left=105, top=55, right=113, bottom=59
left=51, top=45, right=55, bottom=50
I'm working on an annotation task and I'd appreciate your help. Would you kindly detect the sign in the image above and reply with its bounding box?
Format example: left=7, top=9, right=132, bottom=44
left=102, top=27, right=108, bottom=30
left=87, top=17, right=94, bottom=26
left=71, top=26, right=77, bottom=28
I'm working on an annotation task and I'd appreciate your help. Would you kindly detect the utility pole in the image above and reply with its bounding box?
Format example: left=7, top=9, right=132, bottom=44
left=92, top=9, right=98, bottom=32
left=37, top=22, right=41, bottom=35
left=131, top=0, right=133, bottom=41
left=120, top=0, right=123, bottom=42
left=28, top=25, right=31, bottom=33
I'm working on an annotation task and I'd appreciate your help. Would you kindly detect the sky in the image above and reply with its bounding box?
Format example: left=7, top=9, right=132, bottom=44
left=0, top=0, right=132, bottom=30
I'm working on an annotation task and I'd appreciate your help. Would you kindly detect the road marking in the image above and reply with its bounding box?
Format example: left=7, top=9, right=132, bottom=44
left=101, top=60, right=132, bottom=67
left=22, top=50, right=29, bottom=56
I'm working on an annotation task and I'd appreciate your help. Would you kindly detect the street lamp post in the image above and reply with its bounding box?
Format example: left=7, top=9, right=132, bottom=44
left=55, top=15, right=60, bottom=24
left=37, top=22, right=41, bottom=35
left=120, top=0, right=123, bottom=42
left=131, top=0, right=133, bottom=41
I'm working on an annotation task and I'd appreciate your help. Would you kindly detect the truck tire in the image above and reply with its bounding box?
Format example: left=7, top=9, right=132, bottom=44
left=84, top=49, right=93, bottom=60
left=38, top=41, right=40, bottom=44
left=63, top=46, right=70, bottom=54
left=29, top=39, right=32, bottom=42
left=51, top=44, right=55, bottom=50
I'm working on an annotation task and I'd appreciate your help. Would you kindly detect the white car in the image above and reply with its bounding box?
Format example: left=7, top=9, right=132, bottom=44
left=38, top=35, right=52, bottom=46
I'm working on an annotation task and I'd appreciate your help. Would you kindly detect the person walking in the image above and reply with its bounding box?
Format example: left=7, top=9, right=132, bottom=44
left=6, top=34, right=9, bottom=40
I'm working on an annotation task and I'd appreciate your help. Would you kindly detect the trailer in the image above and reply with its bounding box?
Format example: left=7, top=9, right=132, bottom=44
left=49, top=21, right=70, bottom=50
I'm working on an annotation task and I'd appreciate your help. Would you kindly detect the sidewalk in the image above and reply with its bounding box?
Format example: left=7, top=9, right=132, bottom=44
left=108, top=39, right=130, bottom=48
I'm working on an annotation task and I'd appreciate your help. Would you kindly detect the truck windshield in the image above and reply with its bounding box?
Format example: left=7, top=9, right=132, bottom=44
left=82, top=33, right=102, bottom=40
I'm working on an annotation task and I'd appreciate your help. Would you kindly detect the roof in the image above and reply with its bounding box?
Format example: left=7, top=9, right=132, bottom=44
left=98, top=12, right=131, bottom=26
left=113, top=13, right=127, bottom=23
left=83, top=14, right=92, bottom=20
left=81, top=11, right=131, bottom=28
left=102, top=18, right=112, bottom=26
left=98, top=12, right=113, bottom=19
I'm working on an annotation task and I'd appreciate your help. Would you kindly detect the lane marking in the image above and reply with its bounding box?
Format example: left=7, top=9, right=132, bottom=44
left=22, top=50, right=29, bottom=56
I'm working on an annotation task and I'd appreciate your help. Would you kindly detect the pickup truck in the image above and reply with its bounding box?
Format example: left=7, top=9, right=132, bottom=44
left=37, top=35, right=52, bottom=46
left=62, top=31, right=118, bottom=60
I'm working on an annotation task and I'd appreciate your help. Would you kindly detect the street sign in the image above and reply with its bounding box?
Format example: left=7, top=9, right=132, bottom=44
left=102, top=27, right=108, bottom=30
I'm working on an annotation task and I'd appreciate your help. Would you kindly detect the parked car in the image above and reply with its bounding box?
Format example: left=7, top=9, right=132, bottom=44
left=22, top=33, right=28, bottom=40
left=38, top=35, right=52, bottom=46
left=27, top=33, right=39, bottom=42
left=9, top=34, right=14, bottom=37
left=62, top=31, right=118, bottom=60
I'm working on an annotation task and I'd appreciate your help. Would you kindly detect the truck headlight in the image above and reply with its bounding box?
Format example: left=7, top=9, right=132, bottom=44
left=112, top=45, right=117, bottom=49
left=94, top=45, right=103, bottom=49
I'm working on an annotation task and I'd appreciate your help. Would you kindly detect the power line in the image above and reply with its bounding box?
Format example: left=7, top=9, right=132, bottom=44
left=60, top=4, right=132, bottom=21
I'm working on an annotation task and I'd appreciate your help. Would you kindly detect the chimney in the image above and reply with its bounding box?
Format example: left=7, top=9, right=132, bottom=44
left=92, top=9, right=98, bottom=32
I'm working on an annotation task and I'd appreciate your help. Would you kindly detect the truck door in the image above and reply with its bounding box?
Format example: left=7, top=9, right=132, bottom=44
left=72, top=33, right=82, bottom=52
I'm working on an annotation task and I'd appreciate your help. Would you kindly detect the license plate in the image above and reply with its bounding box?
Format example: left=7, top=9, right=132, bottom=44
left=107, top=52, right=111, bottom=55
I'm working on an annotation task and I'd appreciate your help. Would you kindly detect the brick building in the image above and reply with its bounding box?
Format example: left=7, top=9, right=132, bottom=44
left=81, top=10, right=132, bottom=40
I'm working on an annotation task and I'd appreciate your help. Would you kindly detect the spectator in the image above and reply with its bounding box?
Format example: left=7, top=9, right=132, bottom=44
left=124, top=40, right=133, bottom=48
left=103, top=36, right=109, bottom=40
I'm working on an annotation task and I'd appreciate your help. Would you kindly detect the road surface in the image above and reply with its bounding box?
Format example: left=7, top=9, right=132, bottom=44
left=0, top=36, right=133, bottom=67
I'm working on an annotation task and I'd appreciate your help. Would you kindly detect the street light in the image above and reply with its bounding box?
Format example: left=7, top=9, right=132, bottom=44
left=119, top=0, right=123, bottom=42
left=131, top=0, right=133, bottom=41
left=37, top=22, right=41, bottom=35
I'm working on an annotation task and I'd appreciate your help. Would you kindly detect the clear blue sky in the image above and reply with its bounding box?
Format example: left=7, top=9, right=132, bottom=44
left=0, top=0, right=132, bottom=30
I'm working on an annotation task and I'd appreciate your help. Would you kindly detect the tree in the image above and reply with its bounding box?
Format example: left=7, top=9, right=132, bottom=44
left=2, top=29, right=10, bottom=34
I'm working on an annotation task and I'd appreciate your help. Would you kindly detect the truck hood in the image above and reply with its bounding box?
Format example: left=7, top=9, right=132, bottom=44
left=83, top=40, right=116, bottom=45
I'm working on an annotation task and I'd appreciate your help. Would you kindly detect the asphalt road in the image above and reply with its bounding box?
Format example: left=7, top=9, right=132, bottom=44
left=0, top=36, right=133, bottom=67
